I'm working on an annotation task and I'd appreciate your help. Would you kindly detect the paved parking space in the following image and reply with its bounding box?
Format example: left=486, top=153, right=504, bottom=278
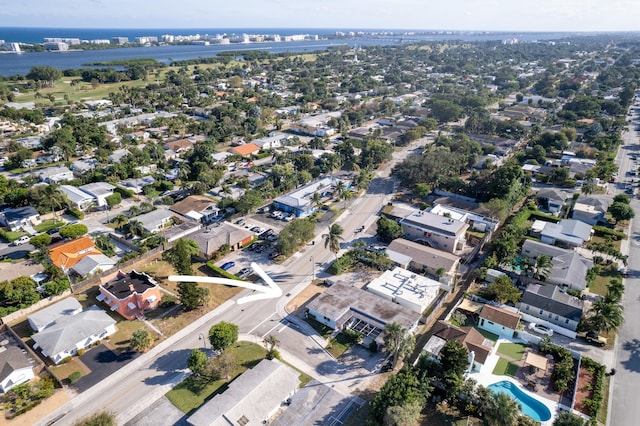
left=73, top=344, right=140, bottom=393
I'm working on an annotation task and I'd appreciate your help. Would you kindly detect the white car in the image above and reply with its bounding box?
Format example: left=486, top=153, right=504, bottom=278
left=11, top=236, right=30, bottom=246
left=528, top=323, right=554, bottom=337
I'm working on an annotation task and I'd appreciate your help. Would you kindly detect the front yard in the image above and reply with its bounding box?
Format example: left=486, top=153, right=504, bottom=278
left=166, top=341, right=267, bottom=414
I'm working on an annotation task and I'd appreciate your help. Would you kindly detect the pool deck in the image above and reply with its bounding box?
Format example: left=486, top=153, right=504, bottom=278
left=468, top=337, right=569, bottom=426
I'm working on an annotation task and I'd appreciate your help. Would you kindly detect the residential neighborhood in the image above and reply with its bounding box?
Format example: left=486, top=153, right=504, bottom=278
left=0, top=31, right=638, bottom=426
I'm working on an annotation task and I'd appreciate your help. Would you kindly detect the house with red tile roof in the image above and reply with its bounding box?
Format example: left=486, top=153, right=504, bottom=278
left=229, top=143, right=260, bottom=157
left=49, top=236, right=102, bottom=271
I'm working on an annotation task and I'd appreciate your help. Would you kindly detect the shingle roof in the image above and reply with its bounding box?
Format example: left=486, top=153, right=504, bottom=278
left=31, top=307, right=115, bottom=358
left=430, top=320, right=492, bottom=364
left=0, top=346, right=32, bottom=383
left=170, top=195, right=218, bottom=217
left=479, top=305, right=521, bottom=329
left=520, top=283, right=584, bottom=322
left=28, top=297, right=82, bottom=332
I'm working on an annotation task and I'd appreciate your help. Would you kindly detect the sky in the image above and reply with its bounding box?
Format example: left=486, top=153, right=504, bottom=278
left=1, top=0, right=640, bottom=32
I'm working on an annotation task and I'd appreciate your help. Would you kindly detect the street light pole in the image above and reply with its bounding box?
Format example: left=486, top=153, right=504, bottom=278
left=310, top=256, right=315, bottom=282
left=198, top=333, right=207, bottom=350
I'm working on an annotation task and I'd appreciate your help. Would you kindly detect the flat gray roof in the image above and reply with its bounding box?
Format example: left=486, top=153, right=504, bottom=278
left=306, top=282, right=420, bottom=331
left=401, top=210, right=468, bottom=236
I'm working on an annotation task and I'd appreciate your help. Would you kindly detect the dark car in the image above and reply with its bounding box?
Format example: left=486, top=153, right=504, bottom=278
left=221, top=261, right=236, bottom=271
left=269, top=251, right=280, bottom=259
left=237, top=267, right=252, bottom=278
left=46, top=227, right=61, bottom=235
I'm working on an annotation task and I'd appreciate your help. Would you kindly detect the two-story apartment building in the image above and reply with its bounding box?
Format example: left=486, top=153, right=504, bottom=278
left=518, top=283, right=584, bottom=337
left=399, top=210, right=469, bottom=254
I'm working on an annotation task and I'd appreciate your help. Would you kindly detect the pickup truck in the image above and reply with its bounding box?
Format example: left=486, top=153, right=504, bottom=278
left=577, top=331, right=607, bottom=347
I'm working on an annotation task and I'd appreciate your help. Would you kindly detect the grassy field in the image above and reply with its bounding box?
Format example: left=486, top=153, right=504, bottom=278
left=49, top=358, right=89, bottom=383
left=4, top=52, right=319, bottom=105
left=305, top=316, right=333, bottom=339
left=492, top=357, right=519, bottom=377
left=497, top=342, right=526, bottom=361
left=166, top=341, right=267, bottom=414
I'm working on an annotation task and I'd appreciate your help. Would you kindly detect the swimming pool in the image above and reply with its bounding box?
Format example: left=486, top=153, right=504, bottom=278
left=488, top=380, right=552, bottom=422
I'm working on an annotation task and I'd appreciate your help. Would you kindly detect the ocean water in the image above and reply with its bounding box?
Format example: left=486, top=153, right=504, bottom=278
left=0, top=27, right=572, bottom=77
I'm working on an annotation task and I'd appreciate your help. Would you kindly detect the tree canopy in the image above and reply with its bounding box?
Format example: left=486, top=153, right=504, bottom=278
left=208, top=321, right=239, bottom=352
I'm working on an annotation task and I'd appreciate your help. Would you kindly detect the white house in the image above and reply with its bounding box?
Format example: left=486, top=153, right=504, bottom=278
left=477, top=304, right=521, bottom=339
left=31, top=306, right=116, bottom=364
left=134, top=209, right=175, bottom=233
left=187, top=359, right=299, bottom=426
left=79, top=182, right=116, bottom=208
left=532, top=219, right=593, bottom=248
left=0, top=206, right=41, bottom=232
left=59, top=185, right=95, bottom=211
left=37, top=166, right=74, bottom=184
left=0, top=345, right=35, bottom=394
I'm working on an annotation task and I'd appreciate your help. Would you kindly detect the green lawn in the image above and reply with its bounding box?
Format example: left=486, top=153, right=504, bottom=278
left=34, top=219, right=66, bottom=233
left=474, top=327, right=499, bottom=343
left=590, top=264, right=622, bottom=296
left=166, top=341, right=267, bottom=414
left=492, top=357, right=519, bottom=377
left=326, top=332, right=352, bottom=359
left=497, top=342, right=526, bottom=361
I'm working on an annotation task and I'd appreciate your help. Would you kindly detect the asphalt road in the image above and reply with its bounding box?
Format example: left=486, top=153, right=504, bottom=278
left=610, top=104, right=640, bottom=426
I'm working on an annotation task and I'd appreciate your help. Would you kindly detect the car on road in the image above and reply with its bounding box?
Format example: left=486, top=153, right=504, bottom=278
left=221, top=261, right=236, bottom=271
left=577, top=331, right=607, bottom=347
left=11, top=236, right=30, bottom=246
left=528, top=323, right=554, bottom=336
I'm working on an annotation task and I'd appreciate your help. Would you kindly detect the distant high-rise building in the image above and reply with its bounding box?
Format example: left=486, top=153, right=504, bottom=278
left=43, top=42, right=69, bottom=51
left=111, top=37, right=129, bottom=45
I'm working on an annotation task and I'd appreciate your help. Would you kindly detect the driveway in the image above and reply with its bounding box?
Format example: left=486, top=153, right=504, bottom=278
left=73, top=344, right=140, bottom=393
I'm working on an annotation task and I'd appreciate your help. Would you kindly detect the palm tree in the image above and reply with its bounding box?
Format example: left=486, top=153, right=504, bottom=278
left=128, top=205, right=140, bottom=217
left=606, top=278, right=625, bottom=303
left=127, top=220, right=145, bottom=238
left=589, top=299, right=624, bottom=334
left=311, top=192, right=322, bottom=210
left=383, top=322, right=415, bottom=369
left=263, top=335, right=280, bottom=352
left=484, top=393, right=520, bottom=426
left=112, top=214, right=129, bottom=228
left=322, top=223, right=344, bottom=258
left=533, top=255, right=553, bottom=282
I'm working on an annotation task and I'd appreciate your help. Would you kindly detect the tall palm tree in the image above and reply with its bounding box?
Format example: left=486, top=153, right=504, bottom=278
left=589, top=299, right=624, bottom=334
left=383, top=322, right=415, bottom=369
left=533, top=255, right=553, bottom=282
left=322, top=223, right=344, bottom=258
left=606, top=278, right=625, bottom=303
left=112, top=214, right=129, bottom=228
left=127, top=220, right=145, bottom=238
left=311, top=192, right=322, bottom=210
left=484, top=393, right=520, bottom=426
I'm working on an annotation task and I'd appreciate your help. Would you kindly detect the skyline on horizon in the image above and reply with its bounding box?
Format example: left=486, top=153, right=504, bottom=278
left=1, top=0, right=640, bottom=33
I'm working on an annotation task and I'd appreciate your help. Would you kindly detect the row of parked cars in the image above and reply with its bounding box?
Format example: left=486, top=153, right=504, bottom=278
left=269, top=210, right=295, bottom=222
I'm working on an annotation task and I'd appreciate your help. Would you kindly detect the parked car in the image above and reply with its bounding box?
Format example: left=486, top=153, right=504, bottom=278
left=221, top=261, right=236, bottom=271
left=237, top=267, right=252, bottom=278
left=235, top=218, right=246, bottom=226
left=269, top=251, right=280, bottom=259
left=528, top=323, right=554, bottom=336
left=577, top=331, right=607, bottom=347
left=12, top=236, right=30, bottom=246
